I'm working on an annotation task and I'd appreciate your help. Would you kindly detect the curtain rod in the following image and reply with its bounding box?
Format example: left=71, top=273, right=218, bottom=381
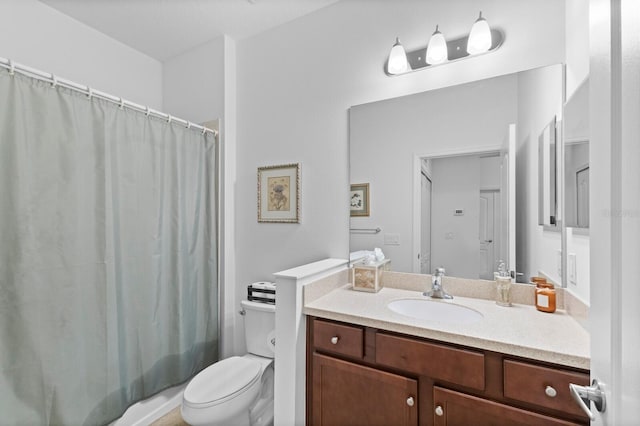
left=0, top=57, right=217, bottom=137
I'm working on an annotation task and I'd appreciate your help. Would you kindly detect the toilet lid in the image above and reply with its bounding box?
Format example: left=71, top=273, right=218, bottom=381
left=184, top=356, right=261, bottom=405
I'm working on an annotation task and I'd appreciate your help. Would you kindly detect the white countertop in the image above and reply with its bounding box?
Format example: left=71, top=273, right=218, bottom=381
left=304, top=284, right=590, bottom=370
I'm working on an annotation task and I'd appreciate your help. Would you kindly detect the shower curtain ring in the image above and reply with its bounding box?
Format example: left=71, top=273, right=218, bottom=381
left=145, top=106, right=151, bottom=117
left=201, top=127, right=207, bottom=135
left=8, top=60, right=15, bottom=76
left=87, top=87, right=94, bottom=99
left=51, top=75, right=58, bottom=88
left=167, top=114, right=173, bottom=124
left=186, top=121, right=192, bottom=129
left=119, top=97, right=125, bottom=109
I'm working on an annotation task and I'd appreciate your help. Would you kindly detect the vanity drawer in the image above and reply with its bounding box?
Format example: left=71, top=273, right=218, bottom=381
left=375, top=333, right=485, bottom=390
left=503, top=359, right=590, bottom=418
left=313, top=319, right=364, bottom=359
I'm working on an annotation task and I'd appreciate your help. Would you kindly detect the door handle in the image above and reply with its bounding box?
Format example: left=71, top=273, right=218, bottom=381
left=569, top=379, right=606, bottom=421
left=483, top=239, right=493, bottom=243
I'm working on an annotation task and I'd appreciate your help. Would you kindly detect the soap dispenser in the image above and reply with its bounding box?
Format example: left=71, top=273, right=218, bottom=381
left=495, top=260, right=512, bottom=307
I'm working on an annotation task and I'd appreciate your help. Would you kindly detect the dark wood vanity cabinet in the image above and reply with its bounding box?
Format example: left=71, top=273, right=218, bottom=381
left=312, top=353, right=418, bottom=426
left=307, top=316, right=590, bottom=426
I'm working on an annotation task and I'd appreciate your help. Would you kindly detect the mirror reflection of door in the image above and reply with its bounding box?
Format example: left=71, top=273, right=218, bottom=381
left=420, top=170, right=432, bottom=274
left=479, top=190, right=499, bottom=280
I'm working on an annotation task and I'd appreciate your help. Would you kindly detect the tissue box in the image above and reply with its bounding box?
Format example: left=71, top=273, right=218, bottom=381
left=351, top=259, right=390, bottom=293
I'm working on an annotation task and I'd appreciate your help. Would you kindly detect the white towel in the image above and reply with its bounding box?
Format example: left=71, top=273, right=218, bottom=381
left=250, top=281, right=276, bottom=301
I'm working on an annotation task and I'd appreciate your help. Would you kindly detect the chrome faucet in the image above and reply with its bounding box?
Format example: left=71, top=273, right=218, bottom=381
left=423, top=267, right=453, bottom=299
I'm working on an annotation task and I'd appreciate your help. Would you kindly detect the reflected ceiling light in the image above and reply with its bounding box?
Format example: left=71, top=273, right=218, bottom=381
left=384, top=11, right=503, bottom=76
left=387, top=37, right=409, bottom=75
left=425, top=25, right=448, bottom=65
left=467, top=11, right=492, bottom=54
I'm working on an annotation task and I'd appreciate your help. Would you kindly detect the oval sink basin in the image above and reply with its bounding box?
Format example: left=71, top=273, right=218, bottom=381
left=387, top=299, right=483, bottom=324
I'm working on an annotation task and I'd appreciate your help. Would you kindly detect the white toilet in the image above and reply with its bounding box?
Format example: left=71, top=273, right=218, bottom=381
left=181, top=300, right=275, bottom=426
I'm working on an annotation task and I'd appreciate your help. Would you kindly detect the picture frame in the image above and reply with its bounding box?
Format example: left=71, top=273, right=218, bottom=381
left=258, top=163, right=300, bottom=223
left=350, top=183, right=370, bottom=217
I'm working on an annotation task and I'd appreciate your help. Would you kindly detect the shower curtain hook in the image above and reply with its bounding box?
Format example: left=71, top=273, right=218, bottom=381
left=87, top=87, right=94, bottom=99
left=167, top=114, right=173, bottom=124
left=119, top=97, right=125, bottom=110
left=145, top=106, right=151, bottom=117
left=201, top=127, right=207, bottom=135
left=8, top=59, right=15, bottom=76
left=186, top=121, right=192, bottom=129
left=51, top=75, right=58, bottom=88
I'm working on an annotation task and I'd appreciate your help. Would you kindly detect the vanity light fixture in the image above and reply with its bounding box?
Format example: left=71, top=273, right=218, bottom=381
left=467, top=11, right=492, bottom=54
left=387, top=37, right=409, bottom=75
left=425, top=25, right=448, bottom=65
left=384, top=11, right=503, bottom=76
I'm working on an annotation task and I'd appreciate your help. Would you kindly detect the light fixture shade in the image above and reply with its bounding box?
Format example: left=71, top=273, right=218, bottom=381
left=426, top=25, right=448, bottom=65
left=387, top=37, right=409, bottom=74
left=467, top=12, right=492, bottom=54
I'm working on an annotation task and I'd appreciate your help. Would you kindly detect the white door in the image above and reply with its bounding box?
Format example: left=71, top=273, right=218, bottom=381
left=479, top=191, right=497, bottom=280
left=586, top=1, right=640, bottom=424
left=420, top=172, right=432, bottom=274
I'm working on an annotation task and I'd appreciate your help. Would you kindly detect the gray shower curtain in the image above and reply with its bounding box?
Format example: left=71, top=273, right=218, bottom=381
left=0, top=68, right=218, bottom=425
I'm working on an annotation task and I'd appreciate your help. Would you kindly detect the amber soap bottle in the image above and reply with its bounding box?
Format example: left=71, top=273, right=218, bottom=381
left=534, top=278, right=556, bottom=313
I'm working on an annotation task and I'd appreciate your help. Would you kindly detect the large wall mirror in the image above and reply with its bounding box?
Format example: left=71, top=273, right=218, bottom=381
left=349, top=64, right=568, bottom=285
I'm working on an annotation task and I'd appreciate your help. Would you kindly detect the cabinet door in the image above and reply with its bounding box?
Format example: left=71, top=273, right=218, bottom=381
left=433, top=387, right=584, bottom=426
left=311, top=353, right=418, bottom=426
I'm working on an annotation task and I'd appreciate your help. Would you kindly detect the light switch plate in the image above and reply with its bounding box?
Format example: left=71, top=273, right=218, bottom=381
left=384, top=233, right=400, bottom=245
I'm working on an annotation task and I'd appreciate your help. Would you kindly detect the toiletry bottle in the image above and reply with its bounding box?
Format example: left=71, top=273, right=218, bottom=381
left=495, top=261, right=512, bottom=307
left=534, top=280, right=557, bottom=313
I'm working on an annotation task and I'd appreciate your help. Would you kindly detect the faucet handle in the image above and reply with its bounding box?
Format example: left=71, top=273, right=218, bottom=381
left=434, top=267, right=446, bottom=276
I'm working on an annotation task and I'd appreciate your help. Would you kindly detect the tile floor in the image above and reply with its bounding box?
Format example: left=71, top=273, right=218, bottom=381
left=149, top=407, right=188, bottom=426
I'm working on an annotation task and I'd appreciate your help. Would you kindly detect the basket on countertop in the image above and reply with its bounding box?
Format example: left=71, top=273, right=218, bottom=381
left=351, top=259, right=390, bottom=293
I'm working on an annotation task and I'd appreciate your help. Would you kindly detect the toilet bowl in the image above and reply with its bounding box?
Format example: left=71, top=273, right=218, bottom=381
left=181, top=299, right=275, bottom=426
left=181, top=355, right=273, bottom=426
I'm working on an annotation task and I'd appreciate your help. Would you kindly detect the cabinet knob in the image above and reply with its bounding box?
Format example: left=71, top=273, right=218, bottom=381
left=406, top=397, right=414, bottom=407
left=545, top=385, right=558, bottom=398
left=435, top=405, right=444, bottom=416
left=330, top=336, right=339, bottom=345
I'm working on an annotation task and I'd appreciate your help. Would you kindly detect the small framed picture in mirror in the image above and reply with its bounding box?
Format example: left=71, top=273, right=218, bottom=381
left=350, top=183, right=370, bottom=217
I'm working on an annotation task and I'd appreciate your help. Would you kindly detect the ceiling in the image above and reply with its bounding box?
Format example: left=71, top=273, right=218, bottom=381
left=39, top=0, right=340, bottom=61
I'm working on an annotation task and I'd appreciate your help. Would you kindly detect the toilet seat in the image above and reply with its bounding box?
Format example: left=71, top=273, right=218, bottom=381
left=183, top=356, right=262, bottom=408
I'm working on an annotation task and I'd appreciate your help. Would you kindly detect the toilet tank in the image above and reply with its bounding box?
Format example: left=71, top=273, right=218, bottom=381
left=241, top=300, right=275, bottom=358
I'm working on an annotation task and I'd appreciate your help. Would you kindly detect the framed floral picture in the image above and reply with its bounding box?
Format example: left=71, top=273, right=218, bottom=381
left=258, top=163, right=300, bottom=223
left=350, top=183, right=370, bottom=217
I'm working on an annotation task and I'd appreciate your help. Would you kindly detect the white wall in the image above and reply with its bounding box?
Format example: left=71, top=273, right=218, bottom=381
left=233, top=0, right=565, bottom=353
left=480, top=156, right=502, bottom=190
left=0, top=0, right=162, bottom=109
left=163, top=37, right=225, bottom=124
left=431, top=156, right=480, bottom=279
left=565, top=0, right=590, bottom=98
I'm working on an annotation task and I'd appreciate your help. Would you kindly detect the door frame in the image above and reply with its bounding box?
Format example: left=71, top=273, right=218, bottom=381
left=589, top=0, right=640, bottom=424
left=412, top=146, right=503, bottom=274
left=420, top=169, right=433, bottom=274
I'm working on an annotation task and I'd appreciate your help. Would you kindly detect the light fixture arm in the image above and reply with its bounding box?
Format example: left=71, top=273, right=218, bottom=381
left=384, top=28, right=503, bottom=76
